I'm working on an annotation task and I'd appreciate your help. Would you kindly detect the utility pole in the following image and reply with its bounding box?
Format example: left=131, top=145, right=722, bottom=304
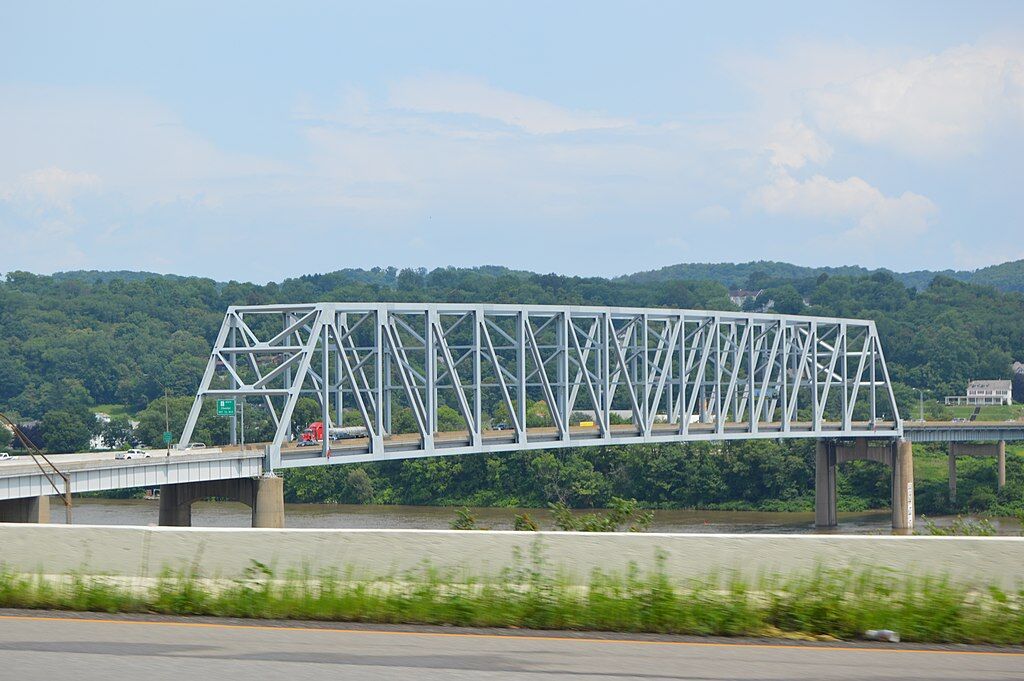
left=165, top=388, right=171, bottom=456
left=918, top=389, right=924, bottom=422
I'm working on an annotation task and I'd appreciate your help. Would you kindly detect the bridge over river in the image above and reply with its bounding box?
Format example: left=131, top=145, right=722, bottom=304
left=2, top=303, right=1022, bottom=531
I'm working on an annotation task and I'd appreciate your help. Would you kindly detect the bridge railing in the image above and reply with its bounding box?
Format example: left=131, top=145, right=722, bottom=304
left=180, top=303, right=902, bottom=469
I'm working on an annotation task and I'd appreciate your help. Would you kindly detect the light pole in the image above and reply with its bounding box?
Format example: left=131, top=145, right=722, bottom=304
left=918, top=389, right=924, bottom=422
left=165, top=388, right=171, bottom=456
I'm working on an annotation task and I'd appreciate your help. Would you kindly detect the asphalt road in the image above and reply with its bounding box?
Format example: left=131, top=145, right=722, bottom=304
left=0, top=612, right=1021, bottom=680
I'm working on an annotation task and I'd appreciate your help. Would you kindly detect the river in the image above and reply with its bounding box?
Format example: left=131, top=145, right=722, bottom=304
left=48, top=498, right=1024, bottom=534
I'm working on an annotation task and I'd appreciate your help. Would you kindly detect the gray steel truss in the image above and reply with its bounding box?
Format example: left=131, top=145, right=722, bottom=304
left=180, top=303, right=903, bottom=470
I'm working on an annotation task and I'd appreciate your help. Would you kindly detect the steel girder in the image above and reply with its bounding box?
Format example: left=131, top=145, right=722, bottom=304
left=179, top=303, right=902, bottom=470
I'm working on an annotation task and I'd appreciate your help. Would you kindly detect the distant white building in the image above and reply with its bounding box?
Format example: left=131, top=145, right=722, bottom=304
left=90, top=412, right=111, bottom=450
left=728, top=289, right=764, bottom=307
left=945, top=380, right=1013, bottom=406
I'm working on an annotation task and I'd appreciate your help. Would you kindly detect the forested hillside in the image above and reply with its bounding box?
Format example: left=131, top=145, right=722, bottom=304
left=622, top=259, right=1024, bottom=293
left=1, top=265, right=1022, bottom=514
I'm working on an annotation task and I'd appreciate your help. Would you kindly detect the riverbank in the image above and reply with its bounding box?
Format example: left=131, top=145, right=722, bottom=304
left=52, top=498, right=1024, bottom=534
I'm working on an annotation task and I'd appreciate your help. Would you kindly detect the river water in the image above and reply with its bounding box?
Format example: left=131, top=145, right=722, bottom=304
left=49, top=499, right=1024, bottom=535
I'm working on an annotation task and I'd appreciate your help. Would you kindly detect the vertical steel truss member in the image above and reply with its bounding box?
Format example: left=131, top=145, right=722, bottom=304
left=180, top=304, right=902, bottom=470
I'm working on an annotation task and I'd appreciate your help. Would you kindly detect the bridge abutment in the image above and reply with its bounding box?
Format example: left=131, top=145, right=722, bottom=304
left=0, top=495, right=49, bottom=523
left=158, top=475, right=284, bottom=528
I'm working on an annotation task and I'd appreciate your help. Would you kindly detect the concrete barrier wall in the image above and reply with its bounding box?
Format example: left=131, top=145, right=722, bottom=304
left=2, top=524, right=1023, bottom=586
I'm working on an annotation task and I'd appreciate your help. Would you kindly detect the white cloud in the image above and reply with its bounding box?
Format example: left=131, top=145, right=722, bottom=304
left=752, top=173, right=937, bottom=241
left=295, top=77, right=694, bottom=219
left=690, top=204, right=731, bottom=223
left=388, top=74, right=633, bottom=135
left=0, top=85, right=283, bottom=207
left=764, top=120, right=832, bottom=169
left=805, top=44, right=1024, bottom=156
left=1, top=167, right=101, bottom=206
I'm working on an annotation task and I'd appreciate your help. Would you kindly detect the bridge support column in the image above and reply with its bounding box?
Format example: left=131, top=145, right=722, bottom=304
left=814, top=440, right=837, bottom=527
left=947, top=441, right=1006, bottom=503
left=998, top=440, right=1006, bottom=491
left=948, top=443, right=957, bottom=503
left=0, top=495, right=50, bottom=523
left=892, top=439, right=915, bottom=534
left=252, top=475, right=284, bottom=528
left=158, top=484, right=193, bottom=526
left=158, top=476, right=284, bottom=528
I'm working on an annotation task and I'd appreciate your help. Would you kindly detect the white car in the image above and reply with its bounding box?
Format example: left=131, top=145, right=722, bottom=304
left=116, top=448, right=150, bottom=460
left=0, top=452, right=10, bottom=461
left=187, top=443, right=207, bottom=451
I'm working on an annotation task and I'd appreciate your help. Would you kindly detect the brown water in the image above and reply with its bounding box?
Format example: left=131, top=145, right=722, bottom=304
left=49, top=499, right=1024, bottom=535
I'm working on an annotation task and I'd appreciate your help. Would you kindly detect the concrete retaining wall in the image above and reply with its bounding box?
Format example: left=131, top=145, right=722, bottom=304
left=2, top=524, right=1023, bottom=586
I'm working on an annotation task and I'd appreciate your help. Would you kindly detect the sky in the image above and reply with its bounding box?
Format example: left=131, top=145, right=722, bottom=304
left=1, top=1, right=1023, bottom=281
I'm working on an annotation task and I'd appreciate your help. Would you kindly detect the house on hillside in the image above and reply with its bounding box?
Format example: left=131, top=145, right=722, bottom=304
left=728, top=289, right=764, bottom=307
left=945, top=379, right=1013, bottom=406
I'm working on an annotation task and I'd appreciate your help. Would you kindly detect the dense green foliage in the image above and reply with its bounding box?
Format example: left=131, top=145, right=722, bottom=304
left=1, top=263, right=1022, bottom=511
left=623, top=258, right=1024, bottom=293
left=2, top=562, right=1023, bottom=644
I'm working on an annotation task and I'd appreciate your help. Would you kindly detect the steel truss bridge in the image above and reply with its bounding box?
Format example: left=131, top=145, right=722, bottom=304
left=180, top=303, right=903, bottom=470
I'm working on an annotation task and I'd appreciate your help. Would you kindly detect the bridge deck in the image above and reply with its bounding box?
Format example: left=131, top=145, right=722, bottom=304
left=271, top=420, right=897, bottom=466
left=2, top=421, right=1019, bottom=502
left=903, top=421, right=1024, bottom=443
left=0, top=450, right=264, bottom=502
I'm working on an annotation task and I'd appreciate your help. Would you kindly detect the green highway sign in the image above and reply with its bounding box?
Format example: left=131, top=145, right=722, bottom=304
left=162, top=431, right=172, bottom=443
left=216, top=399, right=236, bottom=416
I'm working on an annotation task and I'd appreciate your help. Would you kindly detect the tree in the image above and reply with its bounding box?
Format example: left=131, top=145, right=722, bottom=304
left=772, top=285, right=805, bottom=315
left=550, top=497, right=653, bottom=532
left=41, top=409, right=93, bottom=453
left=135, top=396, right=193, bottom=447
left=135, top=396, right=232, bottom=447
left=0, top=426, right=11, bottom=450
left=290, top=397, right=321, bottom=437
left=530, top=450, right=610, bottom=506
left=436, top=405, right=464, bottom=432
left=101, top=416, right=135, bottom=448
left=391, top=407, right=419, bottom=434
left=345, top=468, right=375, bottom=503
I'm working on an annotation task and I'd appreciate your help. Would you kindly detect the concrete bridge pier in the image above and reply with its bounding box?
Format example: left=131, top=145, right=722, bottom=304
left=948, top=440, right=1006, bottom=503
left=891, top=439, right=915, bottom=534
left=158, top=475, right=284, bottom=528
left=814, top=440, right=837, bottom=528
left=816, top=438, right=915, bottom=533
left=0, top=495, right=50, bottom=523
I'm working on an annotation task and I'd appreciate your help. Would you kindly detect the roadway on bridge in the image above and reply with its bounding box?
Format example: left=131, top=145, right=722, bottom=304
left=0, top=448, right=236, bottom=473
left=0, top=612, right=1019, bottom=680
left=0, top=419, right=1011, bottom=479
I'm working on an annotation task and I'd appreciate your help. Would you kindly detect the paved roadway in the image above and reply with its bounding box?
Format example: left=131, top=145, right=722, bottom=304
left=0, top=447, right=226, bottom=471
left=0, top=419, right=1009, bottom=476
left=0, top=612, right=1020, bottom=680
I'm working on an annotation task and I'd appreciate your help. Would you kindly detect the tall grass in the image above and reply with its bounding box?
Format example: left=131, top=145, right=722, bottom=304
left=1, top=553, right=1022, bottom=644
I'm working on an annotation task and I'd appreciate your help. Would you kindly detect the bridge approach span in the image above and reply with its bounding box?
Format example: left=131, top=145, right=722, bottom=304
left=0, top=451, right=263, bottom=503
